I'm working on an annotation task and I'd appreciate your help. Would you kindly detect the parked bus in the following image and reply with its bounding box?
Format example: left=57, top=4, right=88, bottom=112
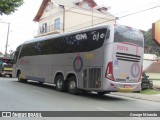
left=12, top=24, right=144, bottom=94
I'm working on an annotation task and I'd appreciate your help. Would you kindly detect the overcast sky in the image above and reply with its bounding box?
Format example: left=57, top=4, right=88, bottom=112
left=0, top=0, right=160, bottom=54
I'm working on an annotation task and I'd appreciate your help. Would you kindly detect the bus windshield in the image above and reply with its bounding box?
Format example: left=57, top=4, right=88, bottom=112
left=114, top=25, right=144, bottom=47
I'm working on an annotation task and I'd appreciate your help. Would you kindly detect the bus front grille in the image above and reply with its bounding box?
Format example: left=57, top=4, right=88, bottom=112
left=116, top=52, right=141, bottom=62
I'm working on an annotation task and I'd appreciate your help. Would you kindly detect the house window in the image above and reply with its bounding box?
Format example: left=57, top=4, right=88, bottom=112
left=55, top=18, right=60, bottom=30
left=40, top=23, right=47, bottom=33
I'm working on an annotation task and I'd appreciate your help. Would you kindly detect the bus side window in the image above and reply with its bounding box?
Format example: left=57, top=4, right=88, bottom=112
left=88, top=28, right=107, bottom=51
left=13, top=45, right=21, bottom=64
left=13, top=51, right=19, bottom=64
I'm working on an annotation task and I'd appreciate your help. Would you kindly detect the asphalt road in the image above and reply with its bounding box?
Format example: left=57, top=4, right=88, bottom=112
left=0, top=77, right=160, bottom=120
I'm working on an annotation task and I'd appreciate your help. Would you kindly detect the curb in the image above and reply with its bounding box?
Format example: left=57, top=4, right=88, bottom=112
left=111, top=92, right=160, bottom=102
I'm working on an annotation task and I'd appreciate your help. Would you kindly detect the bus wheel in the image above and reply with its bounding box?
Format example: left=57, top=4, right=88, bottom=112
left=39, top=82, right=43, bottom=84
left=97, top=92, right=106, bottom=96
left=55, top=75, right=66, bottom=92
left=17, top=72, right=27, bottom=83
left=68, top=76, right=78, bottom=94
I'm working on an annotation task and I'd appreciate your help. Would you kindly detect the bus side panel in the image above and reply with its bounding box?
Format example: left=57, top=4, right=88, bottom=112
left=77, top=47, right=104, bottom=91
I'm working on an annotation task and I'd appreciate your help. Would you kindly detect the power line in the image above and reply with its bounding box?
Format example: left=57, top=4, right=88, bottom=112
left=38, top=2, right=160, bottom=33
left=72, top=5, right=160, bottom=30
left=113, top=0, right=160, bottom=16
left=119, top=5, right=160, bottom=18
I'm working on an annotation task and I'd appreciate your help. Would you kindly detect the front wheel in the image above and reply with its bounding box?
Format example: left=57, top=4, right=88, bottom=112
left=17, top=71, right=27, bottom=83
left=68, top=76, right=78, bottom=94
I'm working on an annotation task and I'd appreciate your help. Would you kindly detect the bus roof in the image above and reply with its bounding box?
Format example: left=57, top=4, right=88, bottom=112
left=22, top=24, right=142, bottom=45
left=24, top=25, right=111, bottom=44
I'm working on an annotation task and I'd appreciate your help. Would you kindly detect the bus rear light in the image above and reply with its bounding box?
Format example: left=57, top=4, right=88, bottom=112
left=105, top=62, right=115, bottom=81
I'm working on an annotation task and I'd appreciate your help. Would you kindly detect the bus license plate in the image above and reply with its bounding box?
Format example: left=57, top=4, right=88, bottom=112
left=124, top=85, right=131, bottom=88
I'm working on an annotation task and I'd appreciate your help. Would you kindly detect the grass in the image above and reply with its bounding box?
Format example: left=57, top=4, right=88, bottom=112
left=141, top=89, right=160, bottom=95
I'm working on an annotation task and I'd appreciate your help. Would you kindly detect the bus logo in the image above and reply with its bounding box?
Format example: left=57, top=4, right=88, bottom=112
left=76, top=33, right=87, bottom=40
left=73, top=56, right=83, bottom=73
left=117, top=45, right=128, bottom=52
left=131, top=63, right=140, bottom=78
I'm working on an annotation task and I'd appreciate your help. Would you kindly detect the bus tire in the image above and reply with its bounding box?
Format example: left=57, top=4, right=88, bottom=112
left=38, top=82, right=43, bottom=84
left=97, top=92, right=106, bottom=96
left=68, top=76, right=78, bottom=94
left=55, top=75, right=66, bottom=92
left=17, top=71, right=27, bottom=83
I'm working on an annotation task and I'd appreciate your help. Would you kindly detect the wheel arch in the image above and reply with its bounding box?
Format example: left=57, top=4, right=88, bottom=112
left=54, top=72, right=65, bottom=84
left=16, top=69, right=21, bottom=78
left=66, top=72, right=78, bottom=85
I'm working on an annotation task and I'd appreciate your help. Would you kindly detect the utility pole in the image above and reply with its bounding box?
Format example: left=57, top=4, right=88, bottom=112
left=5, top=22, right=10, bottom=57
left=0, top=20, right=10, bottom=57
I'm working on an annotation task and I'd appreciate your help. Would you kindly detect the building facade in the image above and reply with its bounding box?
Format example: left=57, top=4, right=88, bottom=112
left=33, top=0, right=116, bottom=37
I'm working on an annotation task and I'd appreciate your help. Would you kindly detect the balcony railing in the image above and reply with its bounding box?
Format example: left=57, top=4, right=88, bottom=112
left=35, top=18, right=115, bottom=37
left=36, top=23, right=64, bottom=37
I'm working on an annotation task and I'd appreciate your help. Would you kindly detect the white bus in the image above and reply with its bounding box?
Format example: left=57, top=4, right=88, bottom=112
left=12, top=24, right=144, bottom=95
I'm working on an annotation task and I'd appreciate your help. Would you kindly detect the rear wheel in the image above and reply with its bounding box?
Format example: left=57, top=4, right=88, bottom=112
left=55, top=75, right=66, bottom=92
left=38, top=82, right=43, bottom=84
left=68, top=76, right=78, bottom=94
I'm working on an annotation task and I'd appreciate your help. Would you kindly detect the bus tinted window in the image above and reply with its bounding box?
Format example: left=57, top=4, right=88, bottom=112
left=88, top=28, right=107, bottom=51
left=114, top=25, right=144, bottom=47
left=13, top=45, right=22, bottom=64
left=19, top=28, right=107, bottom=58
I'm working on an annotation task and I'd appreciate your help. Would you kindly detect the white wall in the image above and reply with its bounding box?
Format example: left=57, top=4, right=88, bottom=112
left=36, top=1, right=116, bottom=36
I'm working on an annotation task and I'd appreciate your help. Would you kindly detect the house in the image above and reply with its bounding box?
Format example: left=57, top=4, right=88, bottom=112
left=33, top=0, right=116, bottom=37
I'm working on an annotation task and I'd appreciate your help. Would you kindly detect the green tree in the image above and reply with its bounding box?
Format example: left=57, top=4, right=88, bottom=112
left=144, top=28, right=160, bottom=56
left=0, top=0, right=23, bottom=15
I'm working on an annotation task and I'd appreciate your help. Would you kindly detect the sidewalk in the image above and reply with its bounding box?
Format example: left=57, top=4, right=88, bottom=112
left=112, top=83, right=160, bottom=102
left=111, top=92, right=160, bottom=102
